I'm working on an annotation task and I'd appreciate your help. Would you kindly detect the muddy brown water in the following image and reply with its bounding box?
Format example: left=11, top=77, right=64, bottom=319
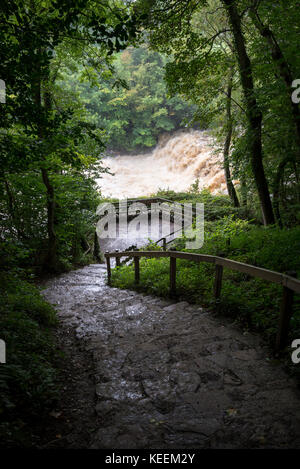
left=97, top=130, right=227, bottom=199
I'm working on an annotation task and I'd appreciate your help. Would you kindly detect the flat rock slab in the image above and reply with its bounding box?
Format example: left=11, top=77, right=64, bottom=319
left=42, top=264, right=300, bottom=449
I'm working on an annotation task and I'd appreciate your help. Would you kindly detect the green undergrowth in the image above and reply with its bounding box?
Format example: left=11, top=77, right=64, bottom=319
left=153, top=188, right=252, bottom=221
left=0, top=269, right=59, bottom=448
left=111, top=216, right=300, bottom=349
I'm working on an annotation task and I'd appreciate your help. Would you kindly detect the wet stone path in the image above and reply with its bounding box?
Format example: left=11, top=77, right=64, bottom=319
left=43, top=263, right=300, bottom=448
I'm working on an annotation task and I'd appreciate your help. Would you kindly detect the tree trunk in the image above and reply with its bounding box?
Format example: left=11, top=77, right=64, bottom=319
left=249, top=6, right=300, bottom=154
left=222, top=0, right=275, bottom=225
left=224, top=68, right=240, bottom=207
left=41, top=167, right=57, bottom=271
left=240, top=174, right=248, bottom=207
left=272, top=156, right=293, bottom=228
left=35, top=71, right=58, bottom=271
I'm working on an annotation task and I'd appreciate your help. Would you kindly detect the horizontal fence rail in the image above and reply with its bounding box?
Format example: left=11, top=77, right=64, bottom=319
left=105, top=250, right=300, bottom=351
left=109, top=197, right=198, bottom=249
left=110, top=199, right=196, bottom=225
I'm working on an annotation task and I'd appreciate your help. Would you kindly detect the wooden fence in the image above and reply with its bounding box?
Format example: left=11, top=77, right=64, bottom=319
left=109, top=197, right=197, bottom=249
left=105, top=249, right=300, bottom=351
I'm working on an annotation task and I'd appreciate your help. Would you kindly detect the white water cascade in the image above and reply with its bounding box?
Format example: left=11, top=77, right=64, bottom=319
left=96, top=130, right=226, bottom=198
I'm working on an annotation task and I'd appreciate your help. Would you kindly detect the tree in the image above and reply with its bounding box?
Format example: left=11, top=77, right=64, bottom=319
left=223, top=66, right=240, bottom=207
left=59, top=44, right=197, bottom=152
left=221, top=0, right=275, bottom=224
left=137, top=0, right=283, bottom=224
left=248, top=0, right=300, bottom=153
left=0, top=0, right=139, bottom=270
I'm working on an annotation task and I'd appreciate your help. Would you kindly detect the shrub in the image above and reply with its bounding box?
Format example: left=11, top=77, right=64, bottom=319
left=0, top=271, right=59, bottom=447
left=111, top=220, right=300, bottom=347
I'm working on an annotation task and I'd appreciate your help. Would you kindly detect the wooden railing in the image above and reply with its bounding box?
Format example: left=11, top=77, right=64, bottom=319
left=105, top=249, right=300, bottom=351
left=109, top=197, right=197, bottom=249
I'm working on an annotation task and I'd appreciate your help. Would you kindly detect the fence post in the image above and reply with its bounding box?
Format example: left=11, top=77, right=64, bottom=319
left=162, top=238, right=166, bottom=251
left=276, top=271, right=297, bottom=351
left=169, top=248, right=177, bottom=297
left=134, top=256, right=140, bottom=284
left=213, top=253, right=224, bottom=306
left=115, top=250, right=120, bottom=267
left=105, top=252, right=111, bottom=285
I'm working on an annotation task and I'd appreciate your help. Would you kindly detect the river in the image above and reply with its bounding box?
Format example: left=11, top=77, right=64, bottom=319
left=96, top=130, right=226, bottom=199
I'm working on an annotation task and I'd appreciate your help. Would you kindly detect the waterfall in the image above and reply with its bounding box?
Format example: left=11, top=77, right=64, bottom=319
left=96, top=130, right=226, bottom=198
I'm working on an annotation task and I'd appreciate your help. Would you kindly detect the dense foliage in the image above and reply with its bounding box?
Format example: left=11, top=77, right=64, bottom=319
left=1, top=0, right=300, bottom=448
left=0, top=243, right=59, bottom=447
left=136, top=0, right=300, bottom=225
left=59, top=44, right=197, bottom=152
left=111, top=190, right=300, bottom=351
left=0, top=0, right=139, bottom=446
